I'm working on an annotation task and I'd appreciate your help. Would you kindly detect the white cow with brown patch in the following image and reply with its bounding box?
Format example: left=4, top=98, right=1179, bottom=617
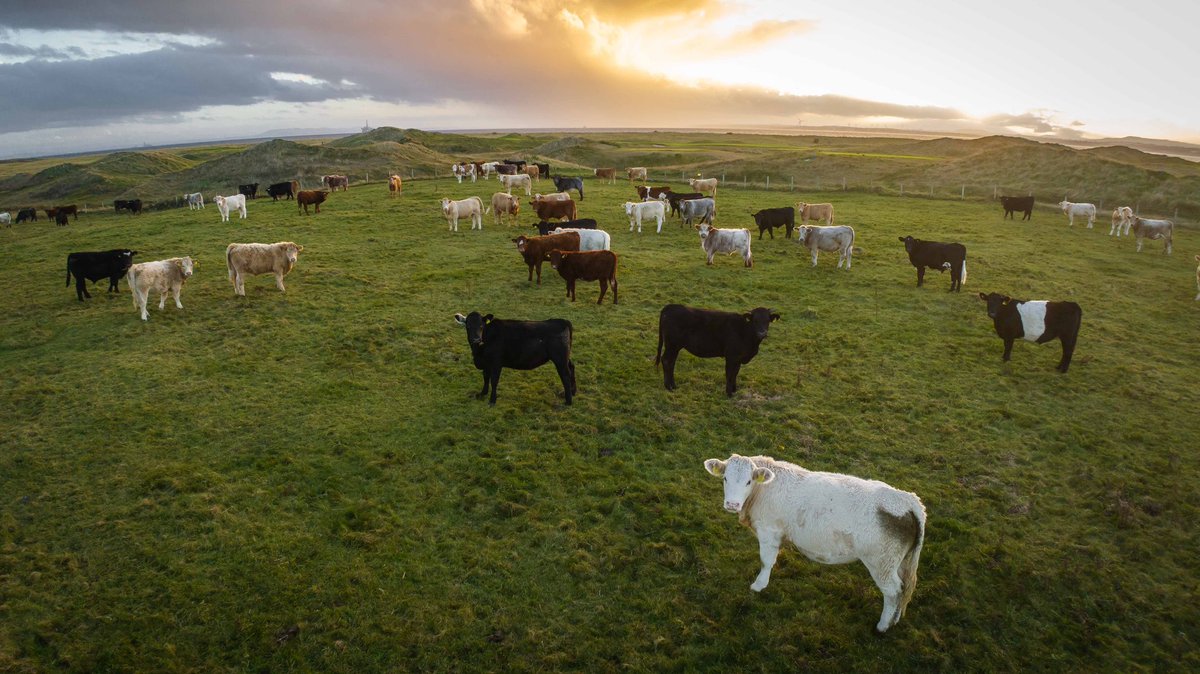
left=704, top=453, right=926, bottom=633
left=627, top=167, right=647, bottom=182
left=1110, top=206, right=1133, bottom=236
left=226, top=242, right=303, bottom=296
left=127, top=256, right=194, bottom=321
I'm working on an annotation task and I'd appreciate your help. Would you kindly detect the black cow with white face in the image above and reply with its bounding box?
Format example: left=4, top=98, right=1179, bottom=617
left=899, top=236, right=967, bottom=291
left=978, top=293, right=1082, bottom=373
left=453, top=311, right=576, bottom=406
left=655, top=304, right=780, bottom=396
left=66, top=249, right=137, bottom=301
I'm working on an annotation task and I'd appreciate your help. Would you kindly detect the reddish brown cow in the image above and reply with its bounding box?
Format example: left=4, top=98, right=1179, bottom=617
left=55, top=204, right=79, bottom=221
left=594, top=168, right=616, bottom=184
left=297, top=190, right=329, bottom=214
left=635, top=186, right=671, bottom=201
left=45, top=207, right=59, bottom=220
left=549, top=250, right=618, bottom=305
left=532, top=198, right=578, bottom=222
left=512, top=232, right=581, bottom=285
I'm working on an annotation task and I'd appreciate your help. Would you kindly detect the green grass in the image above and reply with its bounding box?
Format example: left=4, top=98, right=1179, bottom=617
left=1, top=178, right=1198, bottom=672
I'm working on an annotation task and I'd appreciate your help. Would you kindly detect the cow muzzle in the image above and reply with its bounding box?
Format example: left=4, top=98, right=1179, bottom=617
left=723, top=501, right=741, bottom=513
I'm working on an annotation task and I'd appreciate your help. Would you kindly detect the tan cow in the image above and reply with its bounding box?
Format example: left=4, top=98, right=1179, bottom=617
left=522, top=165, right=541, bottom=181
left=388, top=174, right=403, bottom=197
left=127, top=256, right=194, bottom=321
left=531, top=192, right=571, bottom=202
left=594, top=168, right=616, bottom=184
left=687, top=177, right=719, bottom=198
left=486, top=192, right=521, bottom=226
left=796, top=202, right=835, bottom=226
left=627, top=167, right=647, bottom=182
left=499, top=173, right=533, bottom=196
left=226, top=242, right=303, bottom=296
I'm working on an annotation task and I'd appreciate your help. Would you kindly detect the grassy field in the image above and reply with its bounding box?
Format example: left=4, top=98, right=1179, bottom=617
left=1, top=176, right=1198, bottom=672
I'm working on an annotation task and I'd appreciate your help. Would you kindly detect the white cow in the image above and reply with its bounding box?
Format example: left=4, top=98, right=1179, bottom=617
left=688, top=177, right=719, bottom=198
left=795, top=225, right=855, bottom=269
left=1059, top=200, right=1096, bottom=228
left=703, top=454, right=926, bottom=633
left=625, top=200, right=666, bottom=233
left=0, top=212, right=9, bottom=226
left=213, top=194, right=247, bottom=222
left=226, top=242, right=303, bottom=296
left=531, top=192, right=571, bottom=202
left=627, top=167, right=647, bottom=182
left=440, top=197, right=484, bottom=232
left=553, top=227, right=611, bottom=251
left=1129, top=216, right=1173, bottom=254
left=1110, top=206, right=1134, bottom=236
left=127, top=256, right=194, bottom=321
left=698, top=223, right=752, bottom=267
left=499, top=173, right=533, bottom=196
left=480, top=161, right=500, bottom=179
left=184, top=192, right=204, bottom=209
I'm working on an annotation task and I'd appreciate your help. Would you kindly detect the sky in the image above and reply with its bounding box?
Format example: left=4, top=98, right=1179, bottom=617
left=1, top=0, right=1198, bottom=158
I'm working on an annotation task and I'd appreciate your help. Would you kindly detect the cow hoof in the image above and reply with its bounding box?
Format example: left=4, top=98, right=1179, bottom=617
left=750, top=581, right=767, bottom=592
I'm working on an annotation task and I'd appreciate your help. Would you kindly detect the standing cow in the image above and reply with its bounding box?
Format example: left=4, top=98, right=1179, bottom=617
left=655, top=304, right=779, bottom=396
left=66, top=250, right=137, bottom=301
left=1000, top=195, right=1034, bottom=221
left=452, top=311, right=576, bottom=406
left=1058, top=200, right=1096, bottom=228
left=127, top=256, right=194, bottom=321
left=978, top=292, right=1082, bottom=373
left=698, top=224, right=753, bottom=267
left=795, top=225, right=855, bottom=269
left=898, top=236, right=966, bottom=291
left=226, top=242, right=303, bottom=296
left=1128, top=217, right=1173, bottom=254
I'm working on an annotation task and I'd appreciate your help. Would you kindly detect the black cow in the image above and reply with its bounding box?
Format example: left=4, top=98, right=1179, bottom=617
left=503, top=160, right=526, bottom=169
left=452, top=311, right=576, bottom=406
left=752, top=207, right=796, bottom=239
left=266, top=181, right=295, bottom=201
left=655, top=304, right=780, bottom=396
left=16, top=208, right=37, bottom=223
left=114, top=199, right=143, bottom=214
left=535, top=163, right=551, bottom=179
left=899, top=236, right=967, bottom=291
left=55, top=211, right=70, bottom=226
left=533, top=218, right=597, bottom=236
left=663, top=191, right=704, bottom=218
left=66, top=249, right=137, bottom=301
left=978, top=293, right=1082, bottom=373
left=495, top=164, right=518, bottom=175
left=1000, top=196, right=1034, bottom=221
left=552, top=176, right=584, bottom=201
left=238, top=183, right=259, bottom=199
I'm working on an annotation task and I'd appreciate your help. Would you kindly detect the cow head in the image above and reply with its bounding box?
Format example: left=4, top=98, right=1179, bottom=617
left=283, top=243, right=303, bottom=264
left=898, top=235, right=916, bottom=253
left=453, top=311, right=493, bottom=347
left=513, top=236, right=529, bottom=252
left=178, top=256, right=195, bottom=278
left=795, top=226, right=812, bottom=244
left=697, top=223, right=712, bottom=237
left=1059, top=200, right=1069, bottom=211
left=743, top=307, right=780, bottom=340
left=977, top=292, right=1011, bottom=319
left=440, top=198, right=452, bottom=214
left=624, top=202, right=635, bottom=216
left=704, top=454, right=775, bottom=513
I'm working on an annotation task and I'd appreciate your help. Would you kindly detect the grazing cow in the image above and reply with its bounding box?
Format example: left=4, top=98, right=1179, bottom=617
left=796, top=202, right=834, bottom=226
left=297, top=190, right=329, bottom=215
left=486, top=192, right=521, bottom=226
left=702, top=454, right=926, bottom=633
left=512, top=232, right=581, bottom=284
left=1058, top=200, right=1096, bottom=228
left=1195, top=255, right=1200, bottom=301
left=535, top=163, right=550, bottom=178
left=238, top=183, right=259, bottom=200
left=594, top=167, right=616, bottom=184
left=698, top=224, right=753, bottom=267
left=636, top=185, right=671, bottom=201
left=45, top=207, right=58, bottom=221
left=127, top=256, right=194, bottom=321
left=113, top=199, right=143, bottom=215
left=552, top=227, right=610, bottom=251
left=226, top=242, right=303, bottom=296
left=323, top=175, right=349, bottom=191
left=522, top=165, right=541, bottom=181
left=625, top=200, right=667, bottom=234
left=499, top=173, right=533, bottom=196
left=16, top=208, right=36, bottom=223
left=0, top=212, right=9, bottom=226
left=534, top=218, right=596, bottom=236
left=752, top=207, right=795, bottom=239
left=655, top=303, right=779, bottom=395
left=50, top=204, right=78, bottom=221
left=532, top=198, right=578, bottom=222
left=978, top=292, right=1082, bottom=373
left=1000, top=195, right=1035, bottom=221
left=440, top=197, right=484, bottom=232
left=550, top=250, right=618, bottom=304
left=480, top=161, right=500, bottom=179
left=531, top=192, right=572, bottom=202
left=55, top=211, right=70, bottom=226
left=552, top=176, right=584, bottom=200
left=1110, top=206, right=1134, bottom=236
left=495, top=163, right=518, bottom=175
left=184, top=192, right=205, bottom=209
left=898, top=236, right=966, bottom=291
left=627, top=167, right=648, bottom=182
left=679, top=198, right=716, bottom=227
left=659, top=191, right=704, bottom=218
left=1129, top=217, right=1174, bottom=254
left=452, top=311, right=576, bottom=406
left=66, top=249, right=137, bottom=301
left=266, top=182, right=295, bottom=201
left=388, top=174, right=403, bottom=196
left=213, top=194, right=248, bottom=222
left=796, top=225, right=855, bottom=269
left=687, top=177, right=719, bottom=198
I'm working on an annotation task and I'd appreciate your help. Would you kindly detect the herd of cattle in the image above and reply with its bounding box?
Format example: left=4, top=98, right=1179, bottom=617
left=20, top=155, right=1196, bottom=634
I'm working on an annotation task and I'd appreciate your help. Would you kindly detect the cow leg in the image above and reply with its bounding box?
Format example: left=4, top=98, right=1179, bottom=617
left=76, top=277, right=89, bottom=301
left=568, top=279, right=575, bottom=301
left=916, top=267, right=925, bottom=287
left=725, top=359, right=742, bottom=396
left=275, top=273, right=286, bottom=292
left=707, top=252, right=714, bottom=266
left=1136, top=237, right=1143, bottom=252
left=611, top=278, right=618, bottom=305
left=554, top=357, right=574, bottom=405
left=158, top=290, right=167, bottom=310
left=173, top=285, right=183, bottom=309
left=476, top=370, right=490, bottom=399
left=1058, top=334, right=1077, bottom=373
left=661, top=347, right=681, bottom=391
left=138, top=291, right=149, bottom=321
left=1002, top=338, right=1014, bottom=362
left=864, top=559, right=905, bottom=633
left=235, top=272, right=245, bottom=297
left=811, top=250, right=819, bottom=267
left=109, top=276, right=120, bottom=293
left=750, top=528, right=784, bottom=592
left=488, top=368, right=501, bottom=405
left=596, top=279, right=606, bottom=304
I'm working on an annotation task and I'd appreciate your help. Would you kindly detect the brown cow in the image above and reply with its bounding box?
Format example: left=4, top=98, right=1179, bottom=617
left=532, top=198, right=578, bottom=222
left=636, top=185, right=671, bottom=201
left=55, top=204, right=79, bottom=221
left=388, top=175, right=402, bottom=197
left=323, top=175, right=349, bottom=191
left=512, top=232, right=581, bottom=285
left=594, top=168, right=616, bottom=184
left=522, top=165, right=541, bottom=181
left=297, top=190, right=328, bottom=215
left=45, top=207, right=59, bottom=220
left=549, top=250, right=618, bottom=304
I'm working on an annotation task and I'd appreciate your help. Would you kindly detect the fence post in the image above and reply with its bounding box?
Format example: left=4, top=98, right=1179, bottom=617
left=961, top=185, right=965, bottom=200
left=721, top=173, right=726, bottom=183
left=766, top=176, right=770, bottom=189
left=993, top=186, right=997, bottom=199
left=791, top=176, right=794, bottom=191
left=900, top=183, right=904, bottom=196
left=1135, top=201, right=1140, bottom=215
left=743, top=175, right=746, bottom=187
left=842, top=177, right=846, bottom=191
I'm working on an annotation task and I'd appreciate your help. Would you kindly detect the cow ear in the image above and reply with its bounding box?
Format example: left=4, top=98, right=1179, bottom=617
left=898, top=237, right=905, bottom=242
left=770, top=312, right=781, bottom=322
left=483, top=314, right=494, bottom=323
left=703, top=459, right=726, bottom=477
left=752, top=468, right=775, bottom=485
left=1002, top=296, right=1012, bottom=304
left=977, top=293, right=987, bottom=301
left=742, top=312, right=752, bottom=322
left=453, top=313, right=467, bottom=325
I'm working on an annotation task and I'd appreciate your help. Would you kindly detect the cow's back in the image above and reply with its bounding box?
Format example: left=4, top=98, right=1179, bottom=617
left=660, top=305, right=743, bottom=358
left=487, top=318, right=572, bottom=370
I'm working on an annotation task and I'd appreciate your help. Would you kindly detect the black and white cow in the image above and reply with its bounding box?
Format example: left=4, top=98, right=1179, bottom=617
left=655, top=304, right=779, bottom=396
left=978, top=293, right=1082, bottom=373
left=452, top=311, right=576, bottom=406
left=66, top=249, right=138, bottom=301
left=899, top=236, right=967, bottom=291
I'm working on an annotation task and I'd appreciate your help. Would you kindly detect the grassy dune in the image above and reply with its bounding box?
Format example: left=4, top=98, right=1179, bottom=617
left=1, top=177, right=1198, bottom=672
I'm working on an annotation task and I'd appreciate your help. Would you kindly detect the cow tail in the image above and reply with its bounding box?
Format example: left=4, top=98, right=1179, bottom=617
left=65, top=256, right=73, bottom=286
left=654, top=321, right=664, bottom=368
left=226, top=246, right=235, bottom=282
left=127, top=266, right=138, bottom=306
left=961, top=259, right=967, bottom=286
left=897, top=503, right=926, bottom=620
